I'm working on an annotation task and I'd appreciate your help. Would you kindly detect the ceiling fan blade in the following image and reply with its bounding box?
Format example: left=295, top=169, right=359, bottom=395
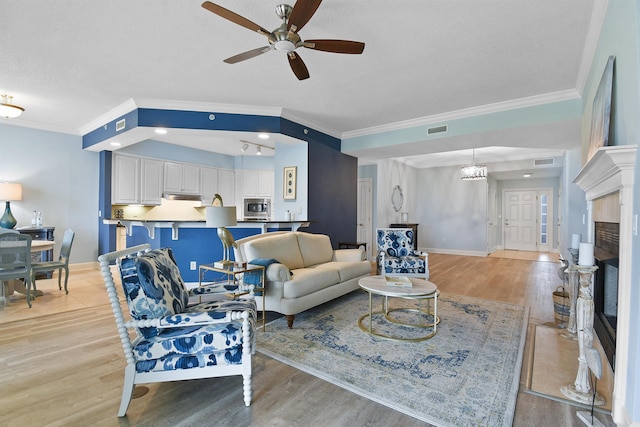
left=287, top=0, right=322, bottom=32
left=288, top=52, right=310, bottom=80
left=303, top=39, right=365, bottom=54
left=224, top=46, right=272, bottom=64
left=202, top=1, right=272, bottom=39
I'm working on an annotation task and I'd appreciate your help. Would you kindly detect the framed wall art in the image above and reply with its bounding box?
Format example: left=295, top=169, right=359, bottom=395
left=587, top=55, right=615, bottom=161
left=283, top=166, right=297, bottom=200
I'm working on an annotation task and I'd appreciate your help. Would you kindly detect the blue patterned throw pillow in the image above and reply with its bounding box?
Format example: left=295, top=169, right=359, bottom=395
left=119, top=247, right=189, bottom=337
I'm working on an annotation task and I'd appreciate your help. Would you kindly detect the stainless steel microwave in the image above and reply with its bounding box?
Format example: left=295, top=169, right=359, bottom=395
left=243, top=198, right=271, bottom=220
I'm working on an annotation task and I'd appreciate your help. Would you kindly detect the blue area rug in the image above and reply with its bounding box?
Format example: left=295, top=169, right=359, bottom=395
left=257, top=290, right=529, bottom=426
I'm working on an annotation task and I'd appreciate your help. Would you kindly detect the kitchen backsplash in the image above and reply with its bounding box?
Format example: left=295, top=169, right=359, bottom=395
left=112, top=199, right=207, bottom=221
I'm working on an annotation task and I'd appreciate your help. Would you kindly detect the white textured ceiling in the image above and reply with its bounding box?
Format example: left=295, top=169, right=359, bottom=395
left=0, top=0, right=599, bottom=178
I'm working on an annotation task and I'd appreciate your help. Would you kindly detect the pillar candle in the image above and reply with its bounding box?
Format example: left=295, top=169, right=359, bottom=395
left=578, top=242, right=594, bottom=266
left=571, top=233, right=581, bottom=249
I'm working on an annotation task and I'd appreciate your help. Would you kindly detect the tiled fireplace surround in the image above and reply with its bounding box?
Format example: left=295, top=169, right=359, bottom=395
left=574, top=145, right=637, bottom=425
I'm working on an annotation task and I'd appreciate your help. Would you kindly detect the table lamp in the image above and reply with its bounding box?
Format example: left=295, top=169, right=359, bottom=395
left=0, top=182, right=23, bottom=229
left=205, top=194, right=237, bottom=269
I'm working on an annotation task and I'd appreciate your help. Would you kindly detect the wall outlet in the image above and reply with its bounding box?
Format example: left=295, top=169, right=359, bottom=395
left=190, top=261, right=197, bottom=270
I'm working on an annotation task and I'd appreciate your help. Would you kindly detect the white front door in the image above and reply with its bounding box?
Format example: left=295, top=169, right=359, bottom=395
left=504, top=190, right=537, bottom=251
left=357, top=179, right=373, bottom=259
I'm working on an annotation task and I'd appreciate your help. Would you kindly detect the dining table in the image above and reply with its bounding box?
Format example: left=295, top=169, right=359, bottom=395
left=2, top=239, right=55, bottom=300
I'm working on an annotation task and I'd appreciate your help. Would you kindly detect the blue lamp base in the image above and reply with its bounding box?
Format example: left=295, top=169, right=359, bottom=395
left=0, top=201, right=17, bottom=229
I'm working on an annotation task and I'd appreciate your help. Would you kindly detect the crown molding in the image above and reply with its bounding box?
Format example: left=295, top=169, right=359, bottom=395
left=342, top=89, right=581, bottom=140
left=575, top=0, right=610, bottom=95
left=79, top=98, right=284, bottom=135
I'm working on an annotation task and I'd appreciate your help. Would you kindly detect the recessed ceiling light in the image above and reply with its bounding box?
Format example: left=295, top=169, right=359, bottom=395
left=523, top=173, right=532, bottom=178
left=258, top=133, right=269, bottom=139
left=110, top=142, right=122, bottom=147
left=155, top=128, right=167, bottom=134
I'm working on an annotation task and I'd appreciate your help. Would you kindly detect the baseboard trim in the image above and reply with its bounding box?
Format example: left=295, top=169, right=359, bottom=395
left=422, top=248, right=487, bottom=257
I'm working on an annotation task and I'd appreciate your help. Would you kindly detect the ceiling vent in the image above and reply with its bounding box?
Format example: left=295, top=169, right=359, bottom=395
left=534, top=158, right=554, bottom=167
left=116, top=118, right=126, bottom=132
left=427, top=125, right=448, bottom=135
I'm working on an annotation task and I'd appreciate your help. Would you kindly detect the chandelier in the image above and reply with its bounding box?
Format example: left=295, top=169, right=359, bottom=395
left=460, top=148, right=487, bottom=180
left=0, top=94, right=25, bottom=118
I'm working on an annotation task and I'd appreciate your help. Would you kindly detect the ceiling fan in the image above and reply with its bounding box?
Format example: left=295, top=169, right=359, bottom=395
left=201, top=0, right=365, bottom=80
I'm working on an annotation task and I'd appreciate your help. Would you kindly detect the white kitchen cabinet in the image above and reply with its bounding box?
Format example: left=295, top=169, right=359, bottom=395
left=140, top=158, right=163, bottom=205
left=200, top=167, right=219, bottom=206
left=112, top=154, right=140, bottom=204
left=218, top=169, right=235, bottom=206
left=112, top=154, right=163, bottom=206
left=241, top=169, right=273, bottom=198
left=164, top=162, right=201, bottom=194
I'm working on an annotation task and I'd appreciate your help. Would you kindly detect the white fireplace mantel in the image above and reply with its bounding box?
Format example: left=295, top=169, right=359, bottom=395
left=573, top=144, right=637, bottom=425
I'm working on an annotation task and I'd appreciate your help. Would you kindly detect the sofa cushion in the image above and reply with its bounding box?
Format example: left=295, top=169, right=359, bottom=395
left=245, top=233, right=304, bottom=270
left=283, top=268, right=341, bottom=299
left=296, top=232, right=334, bottom=267
left=315, top=261, right=372, bottom=283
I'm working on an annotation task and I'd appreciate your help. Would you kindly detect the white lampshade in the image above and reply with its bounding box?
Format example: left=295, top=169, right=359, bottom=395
left=0, top=182, right=23, bottom=201
left=205, top=206, right=237, bottom=227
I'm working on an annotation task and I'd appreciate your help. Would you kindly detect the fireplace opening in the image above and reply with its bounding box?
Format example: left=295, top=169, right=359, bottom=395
left=593, top=221, right=619, bottom=370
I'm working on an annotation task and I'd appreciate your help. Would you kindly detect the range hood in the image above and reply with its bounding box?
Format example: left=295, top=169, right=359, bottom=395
left=162, top=193, right=203, bottom=202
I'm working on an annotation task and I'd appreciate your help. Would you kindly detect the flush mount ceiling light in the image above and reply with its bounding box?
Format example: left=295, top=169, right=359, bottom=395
left=523, top=173, right=532, bottom=178
left=258, top=133, right=270, bottom=139
left=0, top=94, right=25, bottom=118
left=460, top=148, right=487, bottom=180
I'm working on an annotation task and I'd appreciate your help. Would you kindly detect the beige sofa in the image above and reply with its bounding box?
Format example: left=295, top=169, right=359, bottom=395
left=233, top=231, right=371, bottom=328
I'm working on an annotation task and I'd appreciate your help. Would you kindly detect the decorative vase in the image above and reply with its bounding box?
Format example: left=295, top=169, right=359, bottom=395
left=0, top=201, right=17, bottom=229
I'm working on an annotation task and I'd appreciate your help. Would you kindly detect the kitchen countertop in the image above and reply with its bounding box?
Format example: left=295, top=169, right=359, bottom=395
left=103, top=219, right=311, bottom=239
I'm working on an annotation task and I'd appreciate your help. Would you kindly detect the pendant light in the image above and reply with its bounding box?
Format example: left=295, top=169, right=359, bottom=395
left=460, top=148, right=487, bottom=180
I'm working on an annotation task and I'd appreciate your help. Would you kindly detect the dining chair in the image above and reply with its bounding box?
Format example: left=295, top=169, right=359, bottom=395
left=32, top=228, right=75, bottom=294
left=0, top=231, right=33, bottom=307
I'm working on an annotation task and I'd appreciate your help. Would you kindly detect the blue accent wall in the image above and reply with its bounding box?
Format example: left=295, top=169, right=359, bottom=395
left=126, top=226, right=261, bottom=282
left=307, top=140, right=358, bottom=246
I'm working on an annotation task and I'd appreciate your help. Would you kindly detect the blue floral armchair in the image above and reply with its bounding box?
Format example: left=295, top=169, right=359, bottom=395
left=376, top=228, right=429, bottom=279
left=98, top=244, right=256, bottom=417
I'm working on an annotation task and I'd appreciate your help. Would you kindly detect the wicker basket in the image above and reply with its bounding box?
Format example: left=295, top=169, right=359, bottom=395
left=552, top=286, right=570, bottom=323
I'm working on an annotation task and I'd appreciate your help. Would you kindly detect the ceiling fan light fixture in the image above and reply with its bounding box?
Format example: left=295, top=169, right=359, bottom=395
left=274, top=39, right=296, bottom=52
left=0, top=94, right=25, bottom=118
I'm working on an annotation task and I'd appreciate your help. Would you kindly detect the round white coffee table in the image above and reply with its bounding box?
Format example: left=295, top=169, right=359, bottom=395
left=358, top=275, right=439, bottom=341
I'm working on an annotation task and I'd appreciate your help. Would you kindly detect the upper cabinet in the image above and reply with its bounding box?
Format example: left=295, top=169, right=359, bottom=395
left=140, top=158, right=163, bottom=205
left=164, top=162, right=201, bottom=194
left=241, top=169, right=274, bottom=198
left=201, top=167, right=235, bottom=206
left=112, top=155, right=140, bottom=204
left=112, top=155, right=163, bottom=206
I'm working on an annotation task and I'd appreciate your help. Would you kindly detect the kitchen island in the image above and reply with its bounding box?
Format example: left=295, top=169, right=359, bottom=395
left=103, top=219, right=311, bottom=240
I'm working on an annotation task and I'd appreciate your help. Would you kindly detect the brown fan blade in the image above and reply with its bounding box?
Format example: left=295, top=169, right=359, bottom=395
left=287, top=0, right=322, bottom=32
left=202, top=1, right=272, bottom=38
left=288, top=52, right=310, bottom=80
left=224, top=46, right=273, bottom=64
left=304, top=39, right=365, bottom=54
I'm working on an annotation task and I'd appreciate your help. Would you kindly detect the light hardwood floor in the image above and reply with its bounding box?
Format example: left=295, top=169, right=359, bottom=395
left=0, top=253, right=614, bottom=426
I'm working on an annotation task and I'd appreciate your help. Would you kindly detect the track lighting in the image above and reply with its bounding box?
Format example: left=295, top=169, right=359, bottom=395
left=239, top=140, right=274, bottom=155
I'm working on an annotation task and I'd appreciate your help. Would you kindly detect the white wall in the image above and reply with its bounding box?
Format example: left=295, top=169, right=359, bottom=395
left=416, top=165, right=488, bottom=254
left=0, top=123, right=100, bottom=264
left=374, top=159, right=417, bottom=228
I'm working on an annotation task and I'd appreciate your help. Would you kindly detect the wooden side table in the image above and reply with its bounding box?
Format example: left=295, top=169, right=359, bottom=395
left=338, top=241, right=367, bottom=252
